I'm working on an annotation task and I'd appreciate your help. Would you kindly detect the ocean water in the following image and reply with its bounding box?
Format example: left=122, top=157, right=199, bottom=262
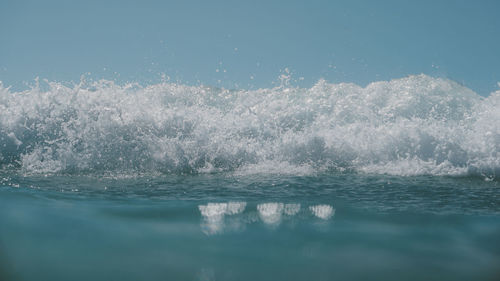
left=0, top=75, right=499, bottom=280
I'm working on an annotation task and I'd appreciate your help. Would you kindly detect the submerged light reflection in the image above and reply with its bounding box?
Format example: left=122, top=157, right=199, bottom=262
left=198, top=202, right=334, bottom=235
left=198, top=202, right=247, bottom=235
left=257, top=203, right=284, bottom=225
left=309, top=204, right=335, bottom=220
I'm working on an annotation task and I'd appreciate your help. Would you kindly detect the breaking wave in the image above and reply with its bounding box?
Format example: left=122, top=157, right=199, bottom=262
left=0, top=75, right=498, bottom=178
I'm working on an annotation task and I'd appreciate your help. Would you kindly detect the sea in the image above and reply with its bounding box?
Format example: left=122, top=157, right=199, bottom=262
left=0, top=74, right=499, bottom=281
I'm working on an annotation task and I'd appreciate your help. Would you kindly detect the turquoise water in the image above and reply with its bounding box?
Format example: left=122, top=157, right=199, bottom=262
left=0, top=174, right=499, bottom=281
left=0, top=75, right=499, bottom=280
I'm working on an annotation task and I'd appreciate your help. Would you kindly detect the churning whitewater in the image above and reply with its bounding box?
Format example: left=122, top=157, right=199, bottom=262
left=0, top=75, right=498, bottom=178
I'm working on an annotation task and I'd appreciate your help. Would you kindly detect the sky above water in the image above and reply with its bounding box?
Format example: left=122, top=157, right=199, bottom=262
left=1, top=0, right=499, bottom=95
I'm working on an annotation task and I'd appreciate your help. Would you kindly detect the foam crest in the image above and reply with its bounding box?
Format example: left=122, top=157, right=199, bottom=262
left=0, top=75, right=498, bottom=178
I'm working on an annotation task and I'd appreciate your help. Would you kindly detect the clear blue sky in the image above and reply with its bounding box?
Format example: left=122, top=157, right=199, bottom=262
left=1, top=0, right=499, bottom=95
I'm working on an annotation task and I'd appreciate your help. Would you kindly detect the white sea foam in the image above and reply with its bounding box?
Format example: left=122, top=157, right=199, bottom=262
left=0, top=75, right=498, bottom=178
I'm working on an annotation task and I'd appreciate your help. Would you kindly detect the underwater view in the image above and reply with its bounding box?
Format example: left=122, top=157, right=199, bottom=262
left=1, top=0, right=499, bottom=280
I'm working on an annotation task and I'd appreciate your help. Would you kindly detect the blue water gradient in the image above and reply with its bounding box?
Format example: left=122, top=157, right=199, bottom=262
left=0, top=174, right=499, bottom=281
